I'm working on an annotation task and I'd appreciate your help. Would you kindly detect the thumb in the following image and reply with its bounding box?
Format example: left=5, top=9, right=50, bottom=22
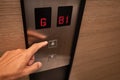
left=22, top=62, right=42, bottom=76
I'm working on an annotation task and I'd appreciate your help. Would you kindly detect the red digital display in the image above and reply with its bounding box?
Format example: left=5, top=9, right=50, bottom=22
left=35, top=6, right=72, bottom=29
left=57, top=6, right=73, bottom=27
left=58, top=16, right=69, bottom=25
left=40, top=18, right=47, bottom=27
left=35, top=7, right=51, bottom=29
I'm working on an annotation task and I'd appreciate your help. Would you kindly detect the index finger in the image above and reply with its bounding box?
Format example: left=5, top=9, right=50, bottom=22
left=25, top=41, right=48, bottom=59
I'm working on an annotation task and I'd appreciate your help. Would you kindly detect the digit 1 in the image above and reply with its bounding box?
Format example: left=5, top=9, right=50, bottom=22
left=66, top=16, right=69, bottom=24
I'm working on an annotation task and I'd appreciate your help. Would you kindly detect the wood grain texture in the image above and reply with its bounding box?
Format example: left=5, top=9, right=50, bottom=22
left=70, top=0, right=120, bottom=80
left=0, top=0, right=28, bottom=80
left=0, top=0, right=25, bottom=54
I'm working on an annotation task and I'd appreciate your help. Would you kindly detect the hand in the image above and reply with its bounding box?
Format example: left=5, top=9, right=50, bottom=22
left=27, top=30, right=47, bottom=45
left=0, top=41, right=48, bottom=80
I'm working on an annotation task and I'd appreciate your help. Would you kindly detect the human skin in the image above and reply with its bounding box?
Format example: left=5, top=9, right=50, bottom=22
left=0, top=41, right=48, bottom=80
left=27, top=30, right=47, bottom=45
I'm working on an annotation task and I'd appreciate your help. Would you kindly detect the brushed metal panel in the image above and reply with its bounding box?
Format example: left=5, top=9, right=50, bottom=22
left=22, top=0, right=81, bottom=72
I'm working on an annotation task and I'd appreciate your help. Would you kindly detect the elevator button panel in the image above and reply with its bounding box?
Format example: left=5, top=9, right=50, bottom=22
left=22, top=0, right=81, bottom=72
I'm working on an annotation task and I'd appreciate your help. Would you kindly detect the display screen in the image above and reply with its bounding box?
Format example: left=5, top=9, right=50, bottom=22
left=57, top=6, right=73, bottom=27
left=35, top=7, right=51, bottom=29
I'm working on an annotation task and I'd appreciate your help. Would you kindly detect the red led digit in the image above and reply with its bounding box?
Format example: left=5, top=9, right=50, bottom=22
left=40, top=18, right=47, bottom=27
left=66, top=16, right=69, bottom=24
left=58, top=16, right=64, bottom=25
left=58, top=16, right=69, bottom=25
left=57, top=6, right=72, bottom=27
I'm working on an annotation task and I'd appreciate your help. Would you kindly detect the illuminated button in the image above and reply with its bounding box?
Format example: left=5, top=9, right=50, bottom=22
left=48, top=40, right=57, bottom=48
left=35, top=7, right=51, bottom=29
left=57, top=6, right=73, bottom=27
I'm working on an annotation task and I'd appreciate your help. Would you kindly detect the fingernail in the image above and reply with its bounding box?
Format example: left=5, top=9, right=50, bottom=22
left=38, top=62, right=42, bottom=68
left=44, top=41, right=48, bottom=44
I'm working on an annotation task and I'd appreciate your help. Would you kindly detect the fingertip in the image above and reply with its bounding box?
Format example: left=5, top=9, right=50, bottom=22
left=38, top=41, right=48, bottom=47
left=36, top=62, right=42, bottom=68
left=43, top=41, right=48, bottom=45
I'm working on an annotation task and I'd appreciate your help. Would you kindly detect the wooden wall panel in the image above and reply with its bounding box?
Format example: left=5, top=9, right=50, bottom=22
left=0, top=0, right=25, bottom=55
left=0, top=0, right=28, bottom=80
left=70, top=0, right=120, bottom=80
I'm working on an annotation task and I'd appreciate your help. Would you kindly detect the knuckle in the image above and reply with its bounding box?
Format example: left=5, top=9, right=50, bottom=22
left=16, top=49, right=23, bottom=52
